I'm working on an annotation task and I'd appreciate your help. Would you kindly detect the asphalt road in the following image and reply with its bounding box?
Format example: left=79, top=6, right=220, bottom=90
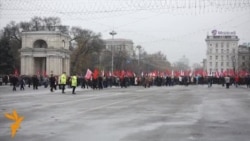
left=0, top=84, right=250, bottom=141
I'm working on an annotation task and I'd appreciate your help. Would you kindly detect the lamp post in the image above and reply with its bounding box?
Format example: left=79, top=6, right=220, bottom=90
left=136, top=45, right=141, bottom=65
left=109, top=30, right=117, bottom=75
left=136, top=45, right=141, bottom=75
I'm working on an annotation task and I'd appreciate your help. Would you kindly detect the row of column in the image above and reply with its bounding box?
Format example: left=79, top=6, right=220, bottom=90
left=21, top=55, right=70, bottom=76
left=47, top=56, right=70, bottom=76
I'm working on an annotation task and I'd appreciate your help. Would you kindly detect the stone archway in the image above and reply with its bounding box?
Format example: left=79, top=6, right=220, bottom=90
left=33, top=40, right=48, bottom=48
left=20, top=31, right=71, bottom=76
left=33, top=40, right=48, bottom=74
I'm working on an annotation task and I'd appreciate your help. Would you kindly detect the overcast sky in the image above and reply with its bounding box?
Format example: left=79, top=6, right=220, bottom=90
left=1, top=0, right=250, bottom=66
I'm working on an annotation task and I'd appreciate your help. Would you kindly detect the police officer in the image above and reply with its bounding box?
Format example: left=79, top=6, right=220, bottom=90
left=60, top=72, right=67, bottom=93
left=71, top=74, right=77, bottom=94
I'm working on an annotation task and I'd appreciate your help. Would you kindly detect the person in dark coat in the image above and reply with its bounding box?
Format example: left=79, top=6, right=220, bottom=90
left=20, top=77, right=25, bottom=90
left=49, top=74, right=56, bottom=92
left=246, top=75, right=250, bottom=88
left=81, top=77, right=87, bottom=89
left=27, top=76, right=31, bottom=88
left=32, top=75, right=39, bottom=90
left=11, top=75, right=18, bottom=91
left=225, top=75, right=230, bottom=89
left=207, top=76, right=213, bottom=88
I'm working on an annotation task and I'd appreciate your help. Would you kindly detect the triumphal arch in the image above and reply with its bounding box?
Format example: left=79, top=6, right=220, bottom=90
left=20, top=31, right=71, bottom=76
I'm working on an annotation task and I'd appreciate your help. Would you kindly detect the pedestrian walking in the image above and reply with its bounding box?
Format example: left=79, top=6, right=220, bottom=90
left=32, top=75, right=39, bottom=90
left=60, top=72, right=67, bottom=93
left=207, top=76, right=213, bottom=88
left=71, top=74, right=77, bottom=94
left=225, top=75, right=230, bottom=89
left=49, top=74, right=56, bottom=92
left=246, top=75, right=250, bottom=88
left=234, top=75, right=239, bottom=88
left=11, top=75, right=18, bottom=91
left=20, top=77, right=25, bottom=90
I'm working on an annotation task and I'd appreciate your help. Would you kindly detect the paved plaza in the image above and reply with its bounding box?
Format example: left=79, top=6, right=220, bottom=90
left=0, top=84, right=250, bottom=141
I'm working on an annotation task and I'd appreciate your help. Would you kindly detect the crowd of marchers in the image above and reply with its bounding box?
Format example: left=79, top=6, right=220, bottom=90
left=1, top=74, right=250, bottom=93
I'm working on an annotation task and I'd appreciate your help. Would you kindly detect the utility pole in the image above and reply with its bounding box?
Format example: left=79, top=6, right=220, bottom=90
left=136, top=45, right=142, bottom=76
left=109, top=30, right=117, bottom=75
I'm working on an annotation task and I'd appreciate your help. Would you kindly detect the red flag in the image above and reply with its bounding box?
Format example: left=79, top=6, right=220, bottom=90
left=215, top=71, right=219, bottom=78
left=93, top=69, right=99, bottom=79
left=165, top=69, right=171, bottom=75
left=174, top=70, right=180, bottom=77
left=85, top=69, right=92, bottom=79
left=43, top=70, right=47, bottom=77
left=14, top=69, right=18, bottom=76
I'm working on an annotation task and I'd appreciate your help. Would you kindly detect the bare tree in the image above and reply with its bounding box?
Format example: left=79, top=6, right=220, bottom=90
left=70, top=27, right=105, bottom=74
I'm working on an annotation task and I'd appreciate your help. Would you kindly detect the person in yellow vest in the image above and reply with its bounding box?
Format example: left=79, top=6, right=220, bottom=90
left=60, top=72, right=67, bottom=93
left=71, top=74, right=77, bottom=94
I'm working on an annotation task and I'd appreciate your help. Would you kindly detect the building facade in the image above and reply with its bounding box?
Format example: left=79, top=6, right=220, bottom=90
left=238, top=44, right=250, bottom=71
left=205, top=30, right=239, bottom=75
left=20, top=31, right=71, bottom=76
left=105, top=38, right=134, bottom=56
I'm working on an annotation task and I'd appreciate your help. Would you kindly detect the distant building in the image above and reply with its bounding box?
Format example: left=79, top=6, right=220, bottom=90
left=0, top=30, right=3, bottom=38
left=205, top=30, right=239, bottom=75
left=202, top=59, right=207, bottom=71
left=238, top=44, right=250, bottom=71
left=105, top=38, right=134, bottom=56
left=179, top=55, right=189, bottom=67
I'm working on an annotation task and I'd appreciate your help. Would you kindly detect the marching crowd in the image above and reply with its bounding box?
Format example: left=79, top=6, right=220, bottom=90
left=1, top=73, right=250, bottom=94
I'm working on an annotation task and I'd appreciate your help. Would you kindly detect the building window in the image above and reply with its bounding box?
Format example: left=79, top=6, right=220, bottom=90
left=221, top=69, right=224, bottom=72
left=242, top=56, right=245, bottom=60
left=215, top=43, right=218, bottom=48
left=226, top=43, right=229, bottom=48
left=226, top=55, right=229, bottom=60
left=216, top=56, right=218, bottom=60
left=216, top=49, right=218, bottom=53
left=221, top=56, right=223, bottom=60
left=210, top=44, right=212, bottom=46
left=232, top=49, right=235, bottom=53
left=227, top=49, right=229, bottom=53
left=221, top=62, right=224, bottom=66
left=216, top=62, right=218, bottom=67
left=221, top=42, right=224, bottom=47
left=221, top=49, right=224, bottom=53
left=242, top=62, right=245, bottom=66
left=227, top=62, right=229, bottom=67
left=210, top=56, right=212, bottom=60
left=210, top=62, right=212, bottom=66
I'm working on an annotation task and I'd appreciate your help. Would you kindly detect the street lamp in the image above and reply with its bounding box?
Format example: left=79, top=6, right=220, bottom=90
left=136, top=45, right=142, bottom=75
left=136, top=45, right=141, bottom=65
left=109, top=30, right=117, bottom=75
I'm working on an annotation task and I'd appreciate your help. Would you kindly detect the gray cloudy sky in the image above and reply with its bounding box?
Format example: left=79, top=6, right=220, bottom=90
left=1, top=0, right=250, bottom=65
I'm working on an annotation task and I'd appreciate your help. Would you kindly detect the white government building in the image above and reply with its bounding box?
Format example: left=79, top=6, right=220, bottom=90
left=205, top=30, right=239, bottom=75
left=105, top=38, right=134, bottom=56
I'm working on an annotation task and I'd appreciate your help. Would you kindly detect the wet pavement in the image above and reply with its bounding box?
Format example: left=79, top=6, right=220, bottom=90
left=0, top=84, right=250, bottom=141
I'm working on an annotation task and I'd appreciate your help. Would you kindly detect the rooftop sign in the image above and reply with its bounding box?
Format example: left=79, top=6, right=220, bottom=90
left=211, top=30, right=236, bottom=36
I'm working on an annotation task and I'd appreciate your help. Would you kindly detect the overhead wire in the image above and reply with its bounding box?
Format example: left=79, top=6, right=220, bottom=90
left=0, top=0, right=249, bottom=46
